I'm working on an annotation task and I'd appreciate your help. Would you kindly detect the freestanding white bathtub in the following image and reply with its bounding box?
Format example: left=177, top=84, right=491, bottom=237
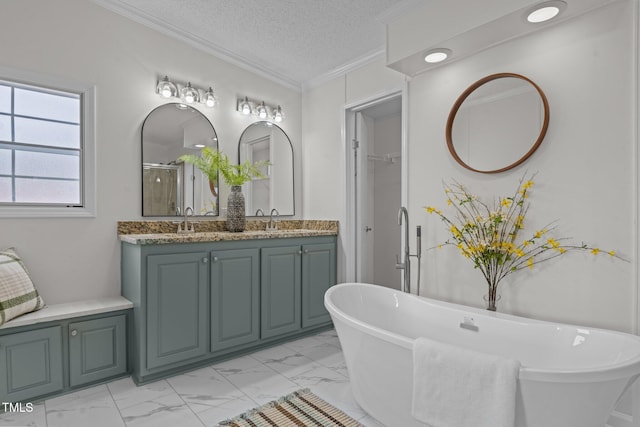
left=325, top=283, right=640, bottom=427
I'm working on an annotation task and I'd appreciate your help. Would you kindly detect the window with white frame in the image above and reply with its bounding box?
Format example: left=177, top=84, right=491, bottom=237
left=0, top=70, right=95, bottom=217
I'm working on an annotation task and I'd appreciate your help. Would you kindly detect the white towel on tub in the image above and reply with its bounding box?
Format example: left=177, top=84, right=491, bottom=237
left=411, top=337, right=520, bottom=427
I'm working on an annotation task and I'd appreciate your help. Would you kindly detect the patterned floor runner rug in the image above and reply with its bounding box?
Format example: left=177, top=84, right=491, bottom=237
left=218, top=388, right=364, bottom=427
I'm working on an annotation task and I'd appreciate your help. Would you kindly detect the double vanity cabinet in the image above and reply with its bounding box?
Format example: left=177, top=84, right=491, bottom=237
left=120, top=229, right=337, bottom=384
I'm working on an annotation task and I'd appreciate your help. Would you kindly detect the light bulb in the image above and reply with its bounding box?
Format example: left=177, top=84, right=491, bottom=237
left=203, top=87, right=217, bottom=107
left=424, top=49, right=450, bottom=64
left=273, top=105, right=283, bottom=123
left=241, top=97, right=251, bottom=115
left=181, top=82, right=199, bottom=104
left=157, top=76, right=177, bottom=98
left=526, top=1, right=566, bottom=23
left=527, top=6, right=559, bottom=22
left=258, top=102, right=267, bottom=119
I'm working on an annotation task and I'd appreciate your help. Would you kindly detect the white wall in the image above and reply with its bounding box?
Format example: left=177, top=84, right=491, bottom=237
left=302, top=58, right=406, bottom=284
left=412, top=0, right=636, bottom=332
left=303, top=1, right=637, bottom=333
left=0, top=0, right=301, bottom=303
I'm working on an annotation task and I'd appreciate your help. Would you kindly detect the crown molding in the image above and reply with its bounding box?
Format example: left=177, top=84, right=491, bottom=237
left=91, top=0, right=302, bottom=91
left=302, top=48, right=386, bottom=92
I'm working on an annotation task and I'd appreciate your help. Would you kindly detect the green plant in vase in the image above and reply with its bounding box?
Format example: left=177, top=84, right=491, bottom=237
left=425, top=173, right=624, bottom=311
left=179, top=147, right=267, bottom=232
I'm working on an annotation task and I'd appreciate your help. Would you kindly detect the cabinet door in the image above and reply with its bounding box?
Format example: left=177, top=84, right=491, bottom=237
left=261, top=246, right=301, bottom=339
left=210, top=248, right=259, bottom=352
left=0, top=326, right=63, bottom=402
left=301, top=242, right=336, bottom=328
left=147, top=252, right=209, bottom=370
left=69, top=315, right=127, bottom=387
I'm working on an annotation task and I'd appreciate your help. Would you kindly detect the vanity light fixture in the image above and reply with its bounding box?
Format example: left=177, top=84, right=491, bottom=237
left=157, top=76, right=178, bottom=98
left=202, top=87, right=217, bottom=107
left=237, top=97, right=284, bottom=122
left=155, top=76, right=217, bottom=107
left=240, top=96, right=252, bottom=115
left=257, top=101, right=268, bottom=119
left=180, top=82, right=199, bottom=104
left=424, top=48, right=451, bottom=64
left=526, top=0, right=566, bottom=23
left=273, top=105, right=283, bottom=123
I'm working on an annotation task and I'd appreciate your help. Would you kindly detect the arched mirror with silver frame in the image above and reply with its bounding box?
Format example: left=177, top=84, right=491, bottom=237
left=446, top=73, right=549, bottom=174
left=142, top=103, right=219, bottom=216
left=238, top=121, right=294, bottom=216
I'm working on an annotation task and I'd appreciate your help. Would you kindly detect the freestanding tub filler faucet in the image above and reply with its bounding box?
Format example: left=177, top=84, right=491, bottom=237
left=396, top=206, right=422, bottom=295
left=396, top=207, right=411, bottom=293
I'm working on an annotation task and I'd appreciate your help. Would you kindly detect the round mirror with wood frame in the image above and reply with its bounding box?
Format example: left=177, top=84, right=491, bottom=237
left=446, top=73, right=549, bottom=174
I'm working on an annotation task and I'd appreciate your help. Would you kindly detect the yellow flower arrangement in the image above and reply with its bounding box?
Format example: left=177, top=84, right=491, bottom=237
left=425, top=174, right=622, bottom=311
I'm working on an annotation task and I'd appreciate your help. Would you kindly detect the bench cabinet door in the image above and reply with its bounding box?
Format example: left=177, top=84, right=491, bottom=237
left=0, top=326, right=63, bottom=402
left=69, top=315, right=127, bottom=387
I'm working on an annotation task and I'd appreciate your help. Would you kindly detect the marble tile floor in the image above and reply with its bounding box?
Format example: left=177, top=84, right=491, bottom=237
left=0, top=329, right=385, bottom=427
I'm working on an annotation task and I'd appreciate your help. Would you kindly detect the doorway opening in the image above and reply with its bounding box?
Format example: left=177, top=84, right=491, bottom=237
left=344, top=91, right=406, bottom=289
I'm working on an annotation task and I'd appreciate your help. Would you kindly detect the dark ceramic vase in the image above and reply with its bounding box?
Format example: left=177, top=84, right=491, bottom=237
left=226, top=185, right=246, bottom=232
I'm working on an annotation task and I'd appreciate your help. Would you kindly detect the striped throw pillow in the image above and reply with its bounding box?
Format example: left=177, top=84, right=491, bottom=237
left=0, top=248, right=45, bottom=325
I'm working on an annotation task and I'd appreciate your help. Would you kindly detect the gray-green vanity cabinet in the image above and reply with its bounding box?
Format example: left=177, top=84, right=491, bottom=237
left=261, top=246, right=302, bottom=339
left=121, top=235, right=336, bottom=384
left=301, top=242, right=336, bottom=328
left=210, top=248, right=260, bottom=352
left=146, top=252, right=209, bottom=370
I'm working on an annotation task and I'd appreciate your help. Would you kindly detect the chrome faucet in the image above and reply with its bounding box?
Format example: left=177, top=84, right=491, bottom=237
left=396, top=207, right=411, bottom=293
left=255, top=208, right=265, bottom=216
left=396, top=207, right=423, bottom=295
left=177, top=206, right=195, bottom=233
left=267, top=208, right=280, bottom=231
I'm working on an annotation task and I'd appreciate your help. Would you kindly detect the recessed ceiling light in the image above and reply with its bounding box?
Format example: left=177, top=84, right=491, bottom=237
left=526, top=1, right=566, bottom=23
left=424, top=49, right=451, bottom=64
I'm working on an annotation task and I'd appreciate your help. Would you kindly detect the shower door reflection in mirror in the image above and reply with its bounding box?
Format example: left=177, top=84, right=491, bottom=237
left=141, top=103, right=219, bottom=216
left=238, top=121, right=294, bottom=216
left=142, top=163, right=181, bottom=216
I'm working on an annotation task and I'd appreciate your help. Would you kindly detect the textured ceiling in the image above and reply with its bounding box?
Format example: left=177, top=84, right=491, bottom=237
left=94, top=0, right=419, bottom=88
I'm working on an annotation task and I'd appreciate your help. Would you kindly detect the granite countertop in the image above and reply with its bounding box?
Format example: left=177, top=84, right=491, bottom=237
left=118, top=220, right=339, bottom=245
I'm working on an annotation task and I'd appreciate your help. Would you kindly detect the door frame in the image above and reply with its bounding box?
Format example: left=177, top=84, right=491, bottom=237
left=341, top=83, right=409, bottom=283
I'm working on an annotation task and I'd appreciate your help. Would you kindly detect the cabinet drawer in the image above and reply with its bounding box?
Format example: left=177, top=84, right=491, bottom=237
left=0, top=326, right=63, bottom=402
left=69, top=315, right=127, bottom=387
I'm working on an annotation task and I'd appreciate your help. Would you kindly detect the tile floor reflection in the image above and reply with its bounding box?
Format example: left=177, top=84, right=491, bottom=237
left=0, top=330, right=384, bottom=427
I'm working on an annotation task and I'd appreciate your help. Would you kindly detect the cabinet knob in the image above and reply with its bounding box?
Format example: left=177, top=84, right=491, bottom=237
left=212, top=256, right=219, bottom=262
left=70, top=329, right=78, bottom=337
left=303, top=249, right=309, bottom=254
left=202, top=257, right=209, bottom=263
left=298, top=250, right=302, bottom=255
